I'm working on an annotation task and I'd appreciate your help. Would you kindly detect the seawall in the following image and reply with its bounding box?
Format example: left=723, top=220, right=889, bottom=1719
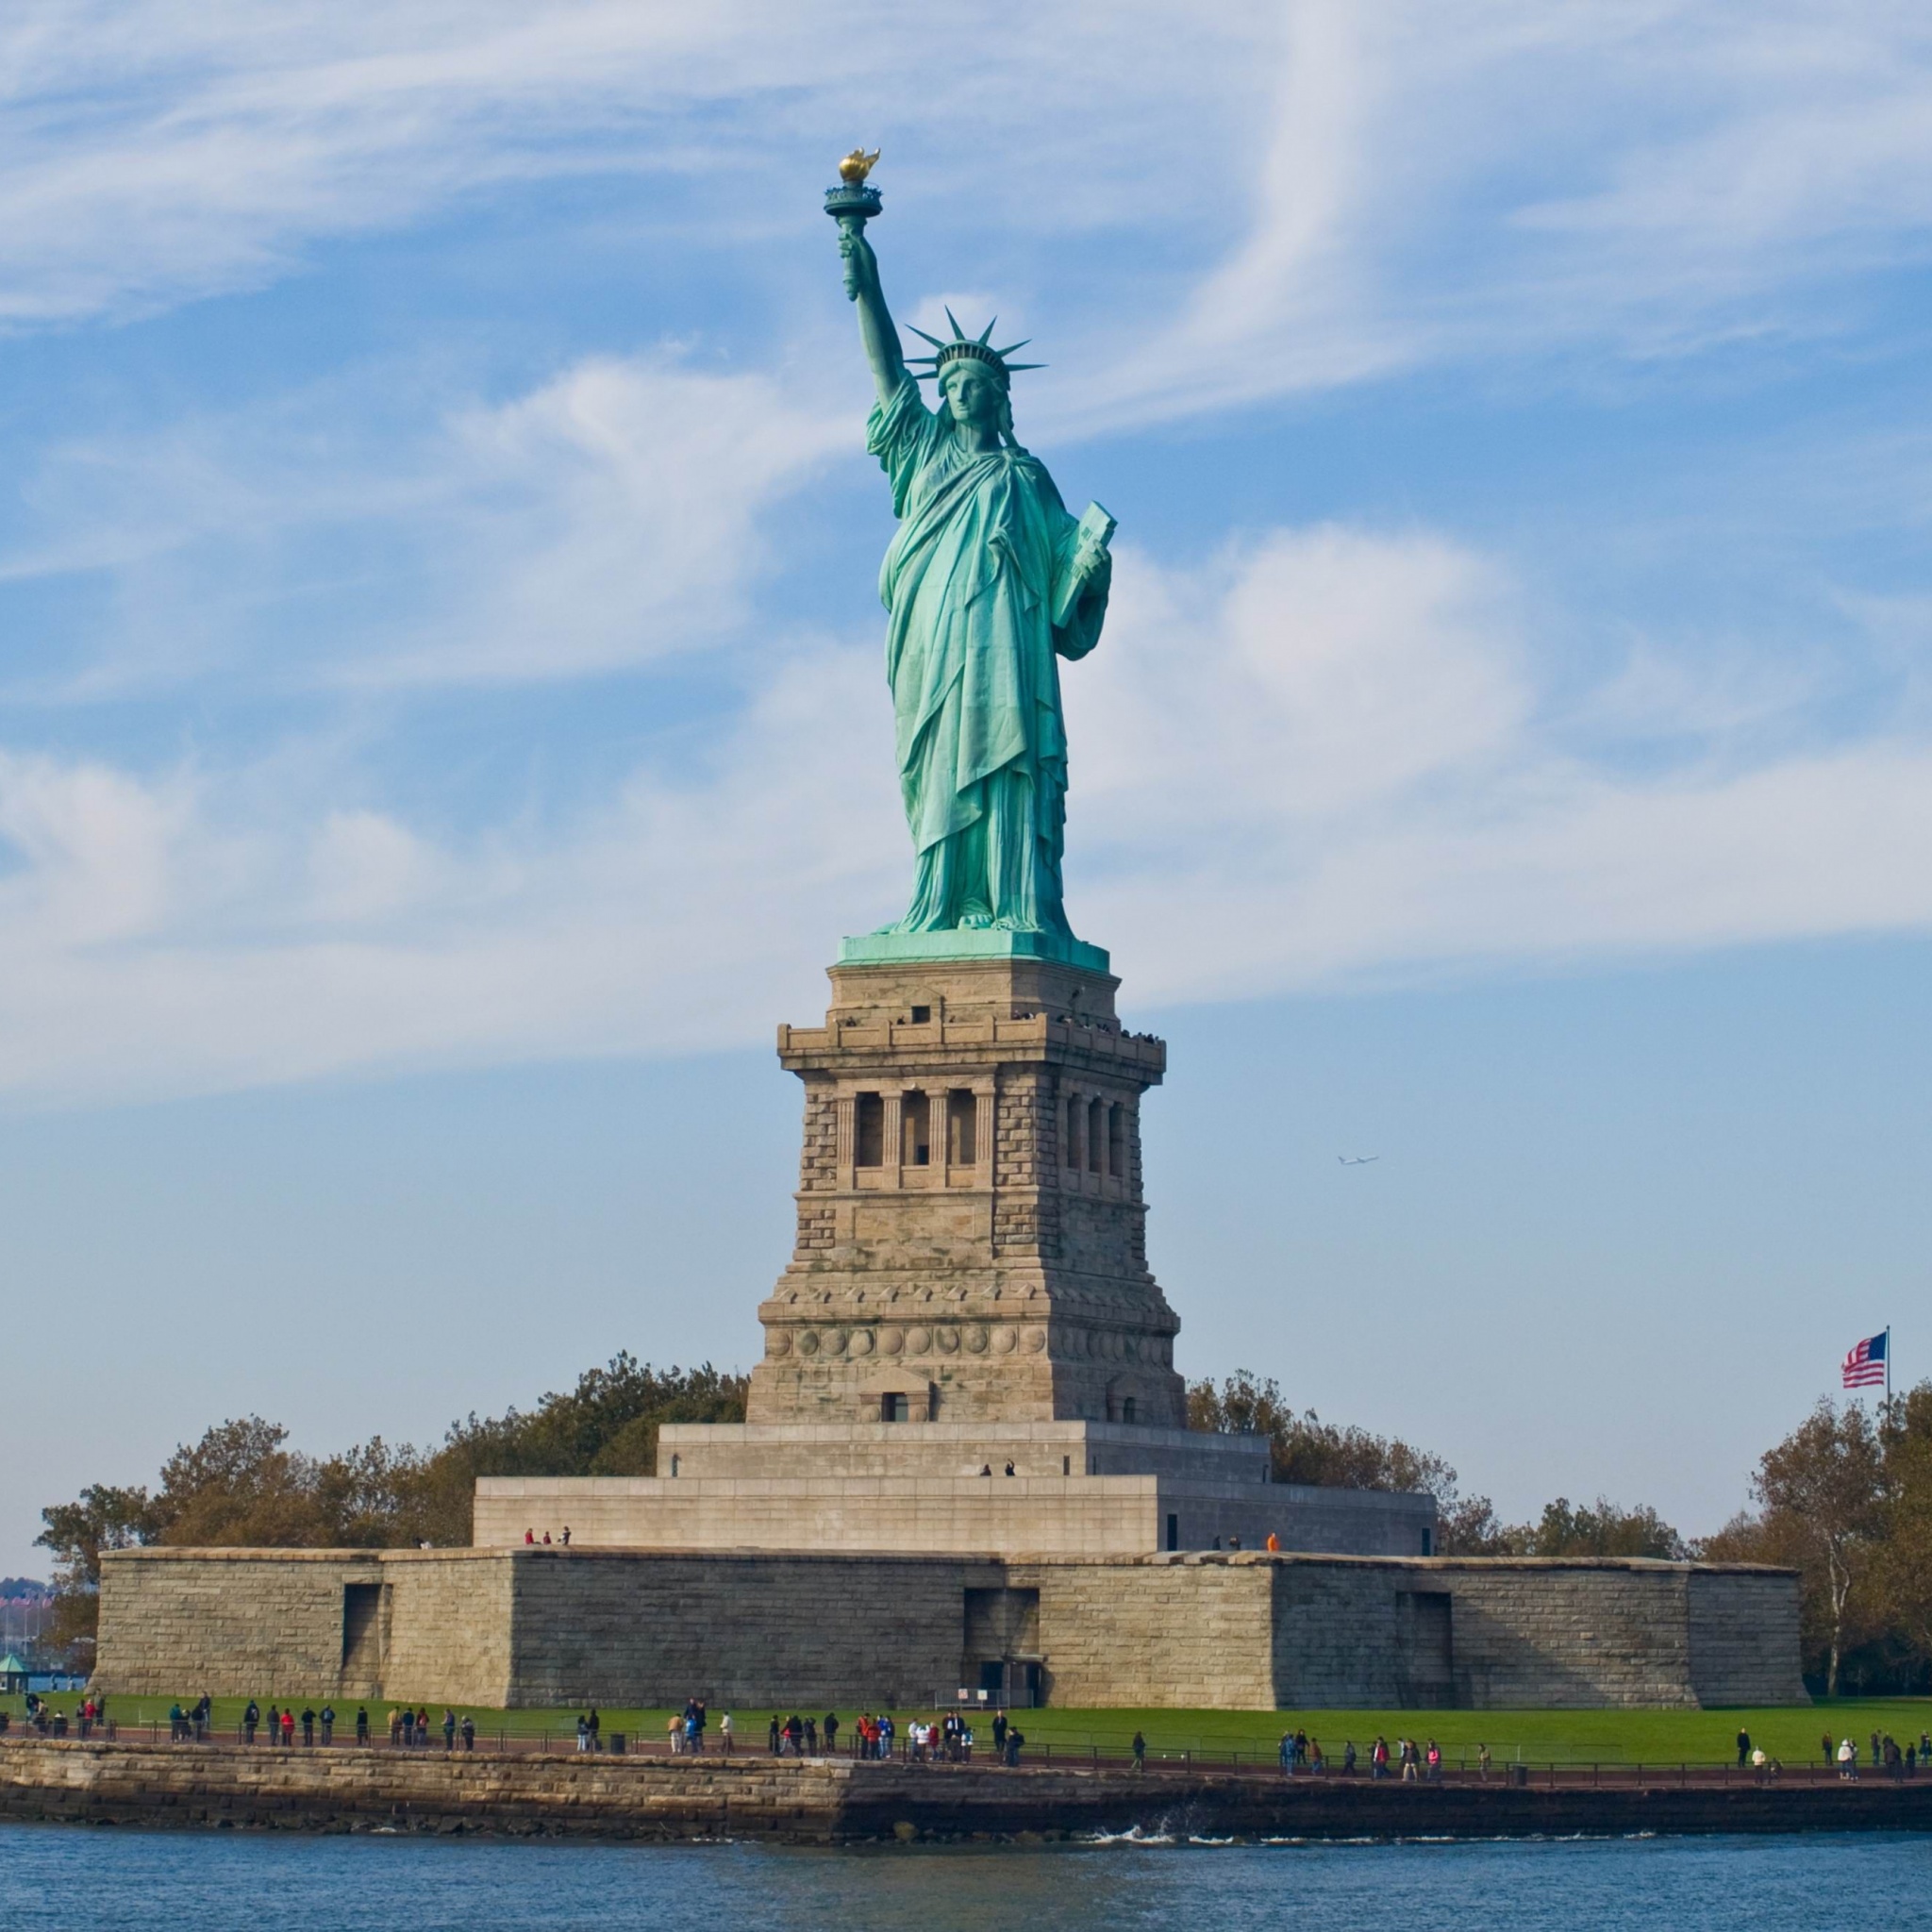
left=2, top=1741, right=1926, bottom=1841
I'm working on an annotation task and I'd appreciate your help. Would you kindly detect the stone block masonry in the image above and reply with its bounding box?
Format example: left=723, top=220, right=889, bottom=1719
left=98, top=1546, right=1806, bottom=1712
left=752, top=955, right=1186, bottom=1429
left=85, top=942, right=1806, bottom=1721
left=8, top=1741, right=1915, bottom=1843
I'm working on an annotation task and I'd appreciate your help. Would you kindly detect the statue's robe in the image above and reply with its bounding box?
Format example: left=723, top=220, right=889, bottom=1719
left=868, top=375, right=1107, bottom=935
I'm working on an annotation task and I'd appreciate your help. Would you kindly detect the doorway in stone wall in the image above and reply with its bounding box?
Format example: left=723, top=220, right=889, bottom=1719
left=1394, top=1590, right=1456, bottom=1707
left=341, top=1581, right=389, bottom=1688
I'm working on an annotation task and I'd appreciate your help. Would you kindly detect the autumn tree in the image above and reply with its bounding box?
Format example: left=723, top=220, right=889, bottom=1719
left=1873, top=1384, right=1932, bottom=1675
left=1747, top=1398, right=1886, bottom=1695
left=34, top=1484, right=164, bottom=1648
left=38, top=1357, right=753, bottom=1600
left=1517, top=1496, right=1686, bottom=1559
left=1187, top=1371, right=1468, bottom=1511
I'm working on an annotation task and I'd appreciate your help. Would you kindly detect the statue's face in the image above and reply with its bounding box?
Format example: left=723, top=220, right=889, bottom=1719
left=941, top=360, right=1005, bottom=431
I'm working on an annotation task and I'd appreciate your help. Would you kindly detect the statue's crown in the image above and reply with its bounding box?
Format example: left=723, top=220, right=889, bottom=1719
left=906, top=309, right=1043, bottom=382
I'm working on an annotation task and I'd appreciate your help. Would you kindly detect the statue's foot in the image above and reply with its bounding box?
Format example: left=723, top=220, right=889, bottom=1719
left=957, top=912, right=994, bottom=930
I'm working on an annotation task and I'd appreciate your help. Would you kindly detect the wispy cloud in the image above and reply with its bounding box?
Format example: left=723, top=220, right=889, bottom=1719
left=2, top=350, right=850, bottom=695
left=4, top=512, right=1930, bottom=1108
left=8, top=3, right=1930, bottom=420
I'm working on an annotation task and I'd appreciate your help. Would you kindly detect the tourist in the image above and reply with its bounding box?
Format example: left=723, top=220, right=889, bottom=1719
left=1278, top=1729, right=1293, bottom=1774
left=1425, top=1739, right=1441, bottom=1782
left=1004, top=1724, right=1024, bottom=1768
left=524, top=1528, right=534, bottom=1544
left=1371, top=1735, right=1390, bottom=1779
left=1132, top=1730, right=1146, bottom=1772
left=1309, top=1740, right=1324, bottom=1774
left=442, top=1709, right=457, bottom=1752
left=1265, top=1533, right=1279, bottom=1551
left=992, top=1710, right=1008, bottom=1754
left=280, top=1707, right=295, bottom=1747
left=1476, top=1743, right=1491, bottom=1780
left=541, top=1531, right=552, bottom=1545
left=980, top=1464, right=992, bottom=1476
left=390, top=1707, right=404, bottom=1747
left=576, top=1714, right=591, bottom=1753
left=460, top=1715, right=475, bottom=1752
left=243, top=1700, right=259, bottom=1744
left=195, top=1694, right=213, bottom=1740
left=320, top=1705, right=335, bottom=1746
left=356, top=1707, right=369, bottom=1746
left=560, top=1526, right=572, bottom=1546
left=823, top=1711, right=838, bottom=1756
left=720, top=1710, right=734, bottom=1756
left=805, top=1716, right=817, bottom=1756
left=768, top=1714, right=781, bottom=1756
left=1821, top=1729, right=1834, bottom=1768
left=1736, top=1726, right=1751, bottom=1768
left=588, top=1708, right=601, bottom=1752
left=1342, top=1740, right=1357, bottom=1775
left=685, top=1707, right=700, bottom=1753
left=1838, top=1737, right=1857, bottom=1781
left=168, top=1701, right=185, bottom=1742
left=416, top=1707, right=430, bottom=1746
left=300, top=1707, right=315, bottom=1747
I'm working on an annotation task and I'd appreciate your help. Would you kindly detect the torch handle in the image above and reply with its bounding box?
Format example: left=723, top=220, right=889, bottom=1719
left=838, top=214, right=868, bottom=302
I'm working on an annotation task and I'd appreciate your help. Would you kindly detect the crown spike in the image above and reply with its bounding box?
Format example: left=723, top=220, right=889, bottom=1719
left=1002, top=361, right=1045, bottom=372
left=904, top=325, right=948, bottom=349
left=977, top=316, right=997, bottom=343
left=943, top=306, right=965, bottom=341
left=991, top=340, right=1030, bottom=358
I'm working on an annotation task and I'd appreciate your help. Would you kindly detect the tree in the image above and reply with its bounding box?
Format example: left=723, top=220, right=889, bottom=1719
left=1518, top=1496, right=1686, bottom=1560
left=1873, top=1384, right=1932, bottom=1674
left=37, top=1357, right=755, bottom=1579
left=1748, top=1398, right=1886, bottom=1695
left=35, top=1483, right=164, bottom=1646
left=151, top=1417, right=332, bottom=1548
left=1188, top=1371, right=1463, bottom=1506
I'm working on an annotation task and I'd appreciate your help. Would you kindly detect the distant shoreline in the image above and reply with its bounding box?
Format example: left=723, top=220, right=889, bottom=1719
left=3, top=1740, right=1929, bottom=1842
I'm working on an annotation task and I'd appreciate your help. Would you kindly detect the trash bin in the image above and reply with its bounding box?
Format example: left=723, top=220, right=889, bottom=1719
left=609, top=1733, right=626, bottom=1755
left=1507, top=1762, right=1528, bottom=1788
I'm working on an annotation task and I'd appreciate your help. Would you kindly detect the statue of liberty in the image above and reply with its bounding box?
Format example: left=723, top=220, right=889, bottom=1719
left=833, top=167, right=1114, bottom=943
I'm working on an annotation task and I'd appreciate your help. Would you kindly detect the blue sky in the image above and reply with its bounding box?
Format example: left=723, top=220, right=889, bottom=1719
left=4, top=2, right=1932, bottom=1575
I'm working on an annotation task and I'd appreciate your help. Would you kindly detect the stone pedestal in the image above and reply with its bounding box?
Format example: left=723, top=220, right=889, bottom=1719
left=747, top=944, right=1186, bottom=1428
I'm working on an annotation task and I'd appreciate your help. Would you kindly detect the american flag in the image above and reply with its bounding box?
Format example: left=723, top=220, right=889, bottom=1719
left=1842, top=1331, right=1889, bottom=1391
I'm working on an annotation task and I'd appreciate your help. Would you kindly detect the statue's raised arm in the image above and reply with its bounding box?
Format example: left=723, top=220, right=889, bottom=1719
left=840, top=225, right=907, bottom=408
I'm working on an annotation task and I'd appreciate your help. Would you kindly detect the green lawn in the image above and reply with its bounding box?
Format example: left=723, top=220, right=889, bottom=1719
left=6, top=1692, right=1929, bottom=1768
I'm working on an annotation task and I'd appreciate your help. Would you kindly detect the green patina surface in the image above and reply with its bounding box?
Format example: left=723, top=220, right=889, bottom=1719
left=837, top=929, right=1110, bottom=974
left=834, top=171, right=1114, bottom=954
